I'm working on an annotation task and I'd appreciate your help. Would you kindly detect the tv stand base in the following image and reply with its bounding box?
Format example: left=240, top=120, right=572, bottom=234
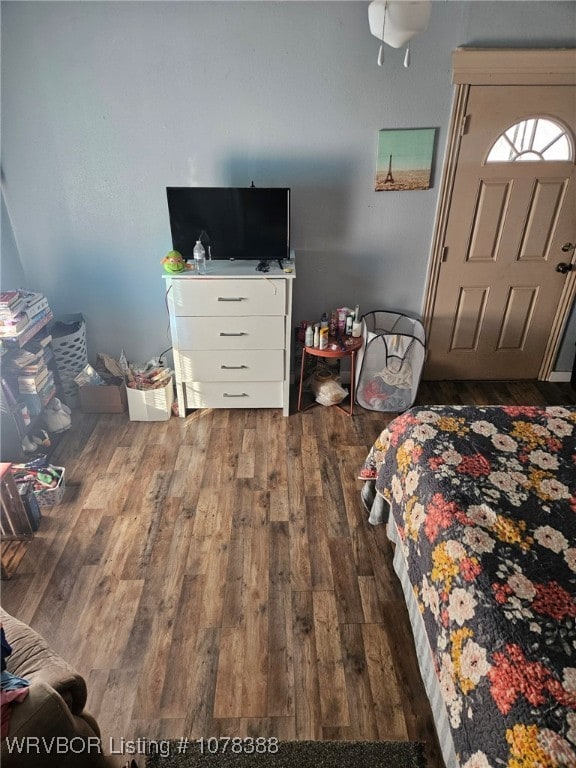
left=256, top=259, right=284, bottom=272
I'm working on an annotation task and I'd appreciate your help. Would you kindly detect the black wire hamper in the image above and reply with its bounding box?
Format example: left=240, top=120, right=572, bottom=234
left=355, top=310, right=426, bottom=412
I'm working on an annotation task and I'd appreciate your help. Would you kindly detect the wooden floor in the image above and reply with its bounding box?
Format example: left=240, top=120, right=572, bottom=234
left=2, top=380, right=575, bottom=767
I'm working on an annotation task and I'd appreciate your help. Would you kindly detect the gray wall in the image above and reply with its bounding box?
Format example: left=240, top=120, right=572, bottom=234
left=1, top=190, right=26, bottom=289
left=2, top=1, right=575, bottom=372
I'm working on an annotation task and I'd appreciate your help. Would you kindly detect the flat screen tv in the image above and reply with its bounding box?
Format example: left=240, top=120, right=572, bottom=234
left=166, top=187, right=290, bottom=268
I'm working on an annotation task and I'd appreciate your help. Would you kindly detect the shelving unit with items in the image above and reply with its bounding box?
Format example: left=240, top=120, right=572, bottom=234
left=0, top=290, right=62, bottom=462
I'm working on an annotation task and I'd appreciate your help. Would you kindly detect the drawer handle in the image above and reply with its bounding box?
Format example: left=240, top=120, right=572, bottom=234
left=219, top=332, right=247, bottom=336
left=223, top=392, right=248, bottom=398
left=218, top=297, right=246, bottom=302
left=221, top=364, right=248, bottom=369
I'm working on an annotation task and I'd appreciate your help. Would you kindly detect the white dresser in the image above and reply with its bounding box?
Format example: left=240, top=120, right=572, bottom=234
left=163, top=260, right=296, bottom=416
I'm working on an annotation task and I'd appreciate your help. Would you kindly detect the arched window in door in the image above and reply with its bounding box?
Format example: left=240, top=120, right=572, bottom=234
left=487, top=117, right=573, bottom=163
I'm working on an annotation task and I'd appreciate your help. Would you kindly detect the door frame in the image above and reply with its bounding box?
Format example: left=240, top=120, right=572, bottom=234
left=422, top=48, right=576, bottom=380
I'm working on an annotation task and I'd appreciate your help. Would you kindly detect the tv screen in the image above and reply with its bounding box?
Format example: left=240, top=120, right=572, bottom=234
left=166, top=187, right=290, bottom=263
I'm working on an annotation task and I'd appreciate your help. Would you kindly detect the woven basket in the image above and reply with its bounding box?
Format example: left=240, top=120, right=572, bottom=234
left=34, top=467, right=65, bottom=507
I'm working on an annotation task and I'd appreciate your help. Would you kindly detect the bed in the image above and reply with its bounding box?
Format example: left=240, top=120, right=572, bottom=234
left=359, top=405, right=576, bottom=768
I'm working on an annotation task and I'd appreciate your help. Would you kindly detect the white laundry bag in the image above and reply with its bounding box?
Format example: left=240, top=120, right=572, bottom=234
left=355, top=311, right=426, bottom=412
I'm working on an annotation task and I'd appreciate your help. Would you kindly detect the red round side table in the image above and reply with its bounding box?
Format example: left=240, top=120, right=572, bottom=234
left=297, top=336, right=363, bottom=416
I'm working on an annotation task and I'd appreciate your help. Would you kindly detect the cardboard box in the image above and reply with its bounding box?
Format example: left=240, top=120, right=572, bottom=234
left=126, top=378, right=174, bottom=421
left=79, top=383, right=127, bottom=413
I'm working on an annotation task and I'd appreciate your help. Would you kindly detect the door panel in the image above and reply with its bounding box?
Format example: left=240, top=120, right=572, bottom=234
left=468, top=181, right=510, bottom=262
left=520, top=180, right=567, bottom=260
left=497, top=286, right=538, bottom=350
left=426, top=84, right=576, bottom=379
left=451, top=287, right=489, bottom=350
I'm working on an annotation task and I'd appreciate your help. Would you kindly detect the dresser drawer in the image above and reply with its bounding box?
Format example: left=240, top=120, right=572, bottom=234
left=173, top=316, right=284, bottom=350
left=184, top=381, right=284, bottom=409
left=175, top=350, right=283, bottom=382
left=172, top=279, right=286, bottom=317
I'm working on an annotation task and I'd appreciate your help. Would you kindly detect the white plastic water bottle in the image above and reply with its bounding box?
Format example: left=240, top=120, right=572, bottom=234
left=193, top=239, right=206, bottom=274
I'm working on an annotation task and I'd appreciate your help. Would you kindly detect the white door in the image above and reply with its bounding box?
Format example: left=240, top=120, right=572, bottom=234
left=425, top=77, right=576, bottom=379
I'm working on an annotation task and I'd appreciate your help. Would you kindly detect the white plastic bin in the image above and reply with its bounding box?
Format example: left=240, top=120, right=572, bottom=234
left=49, top=314, right=88, bottom=408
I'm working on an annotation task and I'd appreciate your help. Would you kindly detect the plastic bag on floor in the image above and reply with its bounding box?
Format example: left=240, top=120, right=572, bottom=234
left=310, top=372, right=348, bottom=406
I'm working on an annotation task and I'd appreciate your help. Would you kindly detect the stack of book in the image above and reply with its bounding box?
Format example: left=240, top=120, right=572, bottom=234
left=1, top=291, right=56, bottom=420
left=6, top=337, right=56, bottom=417
left=0, top=290, right=53, bottom=347
left=0, top=291, right=27, bottom=334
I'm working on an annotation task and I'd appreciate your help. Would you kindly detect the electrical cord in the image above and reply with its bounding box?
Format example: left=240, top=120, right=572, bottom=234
left=158, top=346, right=172, bottom=366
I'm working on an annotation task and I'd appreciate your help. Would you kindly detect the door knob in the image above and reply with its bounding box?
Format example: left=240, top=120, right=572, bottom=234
left=561, top=243, right=575, bottom=253
left=556, top=262, right=574, bottom=274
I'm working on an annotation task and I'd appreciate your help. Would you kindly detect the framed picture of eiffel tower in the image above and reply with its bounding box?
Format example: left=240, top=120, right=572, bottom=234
left=375, top=128, right=436, bottom=191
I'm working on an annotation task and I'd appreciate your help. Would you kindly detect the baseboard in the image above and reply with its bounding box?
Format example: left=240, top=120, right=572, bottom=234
left=548, top=371, right=572, bottom=382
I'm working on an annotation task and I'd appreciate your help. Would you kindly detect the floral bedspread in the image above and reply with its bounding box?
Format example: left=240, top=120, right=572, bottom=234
left=359, top=405, right=576, bottom=768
